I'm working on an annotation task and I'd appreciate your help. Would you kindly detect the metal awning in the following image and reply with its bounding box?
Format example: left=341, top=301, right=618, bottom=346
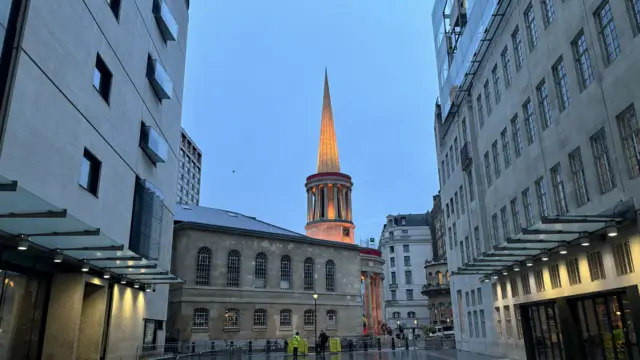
left=0, top=175, right=182, bottom=286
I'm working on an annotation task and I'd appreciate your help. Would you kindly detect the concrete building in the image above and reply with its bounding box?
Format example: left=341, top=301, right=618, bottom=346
left=177, top=128, right=202, bottom=205
left=379, top=213, right=432, bottom=332
left=0, top=0, right=189, bottom=358
left=167, top=205, right=363, bottom=343
left=432, top=0, right=640, bottom=359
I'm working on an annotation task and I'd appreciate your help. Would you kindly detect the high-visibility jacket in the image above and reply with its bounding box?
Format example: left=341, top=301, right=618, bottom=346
left=291, top=335, right=300, bottom=347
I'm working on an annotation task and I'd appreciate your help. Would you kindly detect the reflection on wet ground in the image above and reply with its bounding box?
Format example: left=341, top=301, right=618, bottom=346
left=213, top=349, right=511, bottom=360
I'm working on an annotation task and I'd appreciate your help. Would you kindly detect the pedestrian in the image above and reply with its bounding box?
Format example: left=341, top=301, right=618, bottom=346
left=319, top=330, right=329, bottom=355
left=291, top=331, right=301, bottom=359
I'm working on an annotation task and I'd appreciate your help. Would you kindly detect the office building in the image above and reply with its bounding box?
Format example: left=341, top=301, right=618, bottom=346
left=432, top=0, right=640, bottom=359
left=0, top=0, right=189, bottom=358
left=178, top=128, right=202, bottom=205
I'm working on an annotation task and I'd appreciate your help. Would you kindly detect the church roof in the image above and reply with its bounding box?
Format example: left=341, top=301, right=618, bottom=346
left=316, top=69, right=341, bottom=173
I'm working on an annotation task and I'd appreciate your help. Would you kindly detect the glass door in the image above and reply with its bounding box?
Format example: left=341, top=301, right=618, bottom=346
left=525, top=302, right=564, bottom=360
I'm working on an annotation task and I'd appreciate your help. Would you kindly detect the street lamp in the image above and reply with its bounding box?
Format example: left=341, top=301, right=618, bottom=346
left=313, top=292, right=318, bottom=353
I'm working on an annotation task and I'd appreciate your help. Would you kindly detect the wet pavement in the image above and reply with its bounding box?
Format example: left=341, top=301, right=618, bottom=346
left=238, top=349, right=511, bottom=360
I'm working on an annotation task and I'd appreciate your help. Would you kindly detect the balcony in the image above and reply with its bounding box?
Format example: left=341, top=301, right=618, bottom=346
left=461, top=142, right=472, bottom=171
left=388, top=282, right=398, bottom=290
left=421, top=283, right=451, bottom=296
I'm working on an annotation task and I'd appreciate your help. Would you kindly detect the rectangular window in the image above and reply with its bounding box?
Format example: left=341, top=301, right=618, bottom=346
left=501, top=46, right=513, bottom=87
left=504, top=306, right=513, bottom=339
left=524, top=3, right=539, bottom=50
left=590, top=128, right=616, bottom=193
left=405, top=270, right=413, bottom=284
left=80, top=148, right=102, bottom=196
left=390, top=257, right=395, bottom=267
left=446, top=153, right=451, bottom=177
left=404, top=255, right=411, bottom=267
left=522, top=188, right=534, bottom=226
left=465, top=291, right=470, bottom=307
left=146, top=54, right=174, bottom=100
left=480, top=310, right=487, bottom=337
left=459, top=185, right=466, bottom=214
left=588, top=251, right=606, bottom=281
left=491, top=213, right=500, bottom=245
left=462, top=118, right=468, bottom=143
left=467, top=171, right=475, bottom=201
left=153, top=0, right=179, bottom=42
left=454, top=137, right=460, bottom=165
left=552, top=57, right=571, bottom=112
left=492, top=141, right=501, bottom=178
left=501, top=128, right=511, bottom=169
left=391, top=272, right=396, bottom=284
left=535, top=177, right=549, bottom=217
left=495, top=307, right=503, bottom=338
left=511, top=114, right=523, bottom=158
left=572, top=30, right=594, bottom=90
left=534, top=269, right=545, bottom=292
left=613, top=241, right=635, bottom=276
left=484, top=151, right=493, bottom=187
left=129, top=178, right=163, bottom=260
left=93, top=54, right=112, bottom=103
left=550, top=163, right=568, bottom=215
left=617, top=105, right=640, bottom=179
left=567, top=257, right=581, bottom=285
left=449, top=227, right=453, bottom=250
left=454, top=192, right=460, bottom=219
left=474, top=311, right=480, bottom=338
left=484, top=81, right=493, bottom=116
left=521, top=272, right=532, bottom=295
left=536, top=79, right=552, bottom=129
left=569, top=148, right=590, bottom=206
left=515, top=305, right=523, bottom=339
left=471, top=289, right=477, bottom=306
left=510, top=197, right=521, bottom=235
left=460, top=240, right=465, bottom=265
left=440, top=160, right=445, bottom=186
left=468, top=311, right=474, bottom=338
left=511, top=26, right=525, bottom=71
left=465, top=236, right=471, bottom=263
left=474, top=226, right=481, bottom=256
left=523, top=99, right=537, bottom=145
left=629, top=0, right=640, bottom=35
left=510, top=277, right=519, bottom=297
left=403, top=244, right=410, bottom=252
left=391, top=290, right=397, bottom=300
left=477, top=287, right=483, bottom=305
left=406, top=289, right=413, bottom=300
left=549, top=264, right=562, bottom=289
left=542, top=0, right=555, bottom=26
left=492, top=64, right=502, bottom=103
left=501, top=206, right=510, bottom=239
left=477, top=94, right=485, bottom=128
left=595, top=2, right=621, bottom=64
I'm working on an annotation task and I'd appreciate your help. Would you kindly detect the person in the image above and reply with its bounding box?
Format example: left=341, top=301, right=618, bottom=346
left=319, top=330, right=329, bottom=355
left=291, top=331, right=300, bottom=359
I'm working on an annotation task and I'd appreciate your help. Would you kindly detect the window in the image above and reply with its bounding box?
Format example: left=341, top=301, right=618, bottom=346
left=253, top=309, right=267, bottom=328
left=569, top=148, right=590, bottom=206
left=549, top=264, right=562, bottom=289
left=550, top=164, right=568, bottom=215
left=613, top=241, right=635, bottom=276
left=454, top=137, right=460, bottom=165
left=492, top=283, right=498, bottom=301
left=492, top=141, right=501, bottom=179
left=501, top=46, right=513, bottom=87
left=629, top=0, right=640, bottom=35
left=510, top=198, right=521, bottom=235
left=403, top=244, right=410, bottom=252
left=407, top=311, right=416, bottom=319
left=590, top=129, right=616, bottom=193
left=501, top=206, right=510, bottom=239
left=465, top=236, right=471, bottom=263
left=79, top=148, right=101, bottom=196
left=391, top=290, right=397, bottom=300
left=304, top=310, right=315, bottom=326
left=403, top=255, right=411, bottom=267
left=440, top=161, right=445, bottom=185
left=326, top=310, right=337, bottom=326
left=572, top=30, right=594, bottom=90
left=534, top=269, right=545, bottom=292
left=153, top=0, right=179, bottom=42
left=473, top=311, right=480, bottom=339
left=588, top=251, right=606, bottom=281
left=504, top=306, right=513, bottom=339
left=541, top=0, right=555, bottom=26
left=304, top=257, right=315, bottom=291
left=392, top=311, right=400, bottom=319
left=454, top=192, right=460, bottom=219
left=501, top=128, right=511, bottom=169
left=510, top=277, right=519, bottom=297
left=511, top=115, right=523, bottom=158
left=195, top=247, right=212, bottom=286
left=468, top=311, right=474, bottom=338
left=140, top=124, right=169, bottom=165
left=390, top=257, right=395, bottom=267
left=280, top=255, right=292, bottom=290
left=511, top=26, right=525, bottom=71
left=523, top=99, right=537, bottom=145
left=146, top=54, right=174, bottom=100
left=467, top=171, right=475, bottom=201
left=391, top=272, right=396, bottom=284
left=492, top=64, right=502, bottom=103
left=552, top=57, right=571, bottom=112
left=471, top=289, right=476, bottom=306
left=129, top=178, right=163, bottom=260
left=254, top=252, right=267, bottom=288
left=93, top=54, right=112, bottom=103
left=143, top=319, right=163, bottom=346
left=460, top=240, right=465, bottom=265
left=524, top=3, right=539, bottom=50
left=449, top=227, right=453, bottom=250
left=193, top=308, right=209, bottom=329
left=453, top=223, right=458, bottom=244
left=446, top=153, right=451, bottom=176
left=535, top=177, right=549, bottom=217
left=474, top=226, right=481, bottom=256
left=107, top=0, right=121, bottom=20
left=491, top=213, right=499, bottom=245
left=480, top=310, right=487, bottom=337
left=326, top=260, right=336, bottom=292
left=477, top=94, right=485, bottom=128
left=522, top=188, right=534, bottom=226
left=406, top=289, right=414, bottom=301
left=500, top=279, right=508, bottom=300
left=459, top=185, right=466, bottom=214
left=536, top=79, right=552, bottom=129
left=226, top=250, right=241, bottom=288
left=477, top=287, right=483, bottom=305
left=484, top=151, right=493, bottom=187
left=595, top=2, right=621, bottom=64
left=280, top=310, right=292, bottom=327
left=495, top=307, right=503, bottom=338
left=515, top=305, right=523, bottom=340
left=617, top=105, right=640, bottom=179
left=484, top=81, right=493, bottom=116
left=567, top=257, right=582, bottom=285
left=224, top=308, right=239, bottom=328
left=521, top=272, right=532, bottom=295
left=405, top=270, right=413, bottom=284
left=390, top=246, right=394, bottom=253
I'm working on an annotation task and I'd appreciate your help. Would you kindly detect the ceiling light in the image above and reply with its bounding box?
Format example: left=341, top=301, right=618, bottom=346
left=525, top=259, right=534, bottom=267
left=53, top=251, right=63, bottom=263
left=482, top=275, right=490, bottom=283
left=606, top=222, right=618, bottom=237
left=558, top=246, right=568, bottom=255
left=17, top=235, right=29, bottom=250
left=145, top=285, right=152, bottom=292
left=120, top=278, right=127, bottom=284
left=492, top=273, right=499, bottom=280
left=513, top=264, right=521, bottom=272
left=541, top=251, right=549, bottom=261
left=81, top=261, right=90, bottom=272
left=502, top=269, right=508, bottom=276
left=580, top=236, right=590, bottom=247
left=134, top=281, right=140, bottom=289
left=103, top=271, right=111, bottom=279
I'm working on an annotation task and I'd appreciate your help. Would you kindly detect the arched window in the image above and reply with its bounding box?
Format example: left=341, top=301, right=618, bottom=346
left=392, top=311, right=400, bottom=319
left=407, top=311, right=416, bottom=318
left=254, top=252, right=267, bottom=288
left=304, top=309, right=315, bottom=326
left=280, top=309, right=292, bottom=327
left=253, top=309, right=267, bottom=328
left=193, top=308, right=209, bottom=328
left=436, top=271, right=443, bottom=285
left=226, top=250, right=241, bottom=288
left=325, top=260, right=336, bottom=292
left=224, top=308, right=239, bottom=328
left=326, top=310, right=337, bottom=327
left=280, top=255, right=292, bottom=290
left=303, top=257, right=315, bottom=291
left=195, top=247, right=212, bottom=286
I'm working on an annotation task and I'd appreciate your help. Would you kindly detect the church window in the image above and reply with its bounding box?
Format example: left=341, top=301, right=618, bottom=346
left=326, top=310, right=337, bottom=326
left=224, top=308, right=239, bottom=328
left=253, top=309, right=267, bottom=328
left=304, top=257, right=315, bottom=291
left=192, top=308, right=209, bottom=328
left=304, top=309, right=315, bottom=326
left=280, top=309, right=292, bottom=327
left=280, top=255, right=292, bottom=290
left=326, top=260, right=336, bottom=292
left=254, top=252, right=267, bottom=288
left=226, top=250, right=241, bottom=288
left=195, top=247, right=211, bottom=286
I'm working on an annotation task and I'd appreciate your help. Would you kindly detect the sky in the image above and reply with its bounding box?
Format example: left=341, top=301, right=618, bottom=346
left=181, top=1, right=440, bottom=242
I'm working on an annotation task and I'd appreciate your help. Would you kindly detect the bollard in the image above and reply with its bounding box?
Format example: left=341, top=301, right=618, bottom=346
left=348, top=340, right=354, bottom=352
left=364, top=339, right=368, bottom=351
left=265, top=340, right=270, bottom=354
left=191, top=342, right=196, bottom=353
left=211, top=342, right=216, bottom=351
left=405, top=338, right=409, bottom=350
left=249, top=341, right=253, bottom=354
left=377, top=338, right=381, bottom=351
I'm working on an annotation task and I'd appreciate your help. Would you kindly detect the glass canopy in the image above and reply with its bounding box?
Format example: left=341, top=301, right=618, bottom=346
left=0, top=175, right=181, bottom=285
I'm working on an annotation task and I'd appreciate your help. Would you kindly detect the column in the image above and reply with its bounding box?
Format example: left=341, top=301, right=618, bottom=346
left=323, top=184, right=329, bottom=219
left=332, top=184, right=338, bottom=220
left=314, top=186, right=320, bottom=220
left=347, top=189, right=352, bottom=221
left=366, top=273, right=373, bottom=334
left=339, top=187, right=346, bottom=220
left=307, top=189, right=312, bottom=222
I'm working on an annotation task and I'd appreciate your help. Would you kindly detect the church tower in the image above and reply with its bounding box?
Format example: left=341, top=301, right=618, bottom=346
left=304, top=70, right=355, bottom=244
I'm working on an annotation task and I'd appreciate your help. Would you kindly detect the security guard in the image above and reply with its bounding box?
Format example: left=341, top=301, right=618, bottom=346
left=291, top=331, right=301, bottom=359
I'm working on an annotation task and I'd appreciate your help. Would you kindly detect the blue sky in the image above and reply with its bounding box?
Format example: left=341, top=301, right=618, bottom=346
left=181, top=1, right=439, bottom=242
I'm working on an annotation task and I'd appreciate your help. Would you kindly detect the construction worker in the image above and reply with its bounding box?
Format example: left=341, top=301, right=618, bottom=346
left=291, top=331, right=301, bottom=359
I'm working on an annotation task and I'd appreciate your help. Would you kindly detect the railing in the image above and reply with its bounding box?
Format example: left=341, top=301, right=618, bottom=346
left=388, top=282, right=398, bottom=289
left=421, top=283, right=451, bottom=295
left=461, top=141, right=472, bottom=171
left=423, top=335, right=456, bottom=350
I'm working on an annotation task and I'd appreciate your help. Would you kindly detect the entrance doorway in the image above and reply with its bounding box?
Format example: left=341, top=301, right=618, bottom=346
left=524, top=302, right=564, bottom=360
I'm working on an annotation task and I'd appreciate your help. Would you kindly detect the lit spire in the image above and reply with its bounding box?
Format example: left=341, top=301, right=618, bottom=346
left=316, top=68, right=341, bottom=173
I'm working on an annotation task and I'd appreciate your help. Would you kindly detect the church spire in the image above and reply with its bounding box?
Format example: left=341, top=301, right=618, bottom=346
left=316, top=69, right=341, bottom=173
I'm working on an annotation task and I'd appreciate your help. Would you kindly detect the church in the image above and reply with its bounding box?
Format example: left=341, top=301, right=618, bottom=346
left=166, top=71, right=385, bottom=344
